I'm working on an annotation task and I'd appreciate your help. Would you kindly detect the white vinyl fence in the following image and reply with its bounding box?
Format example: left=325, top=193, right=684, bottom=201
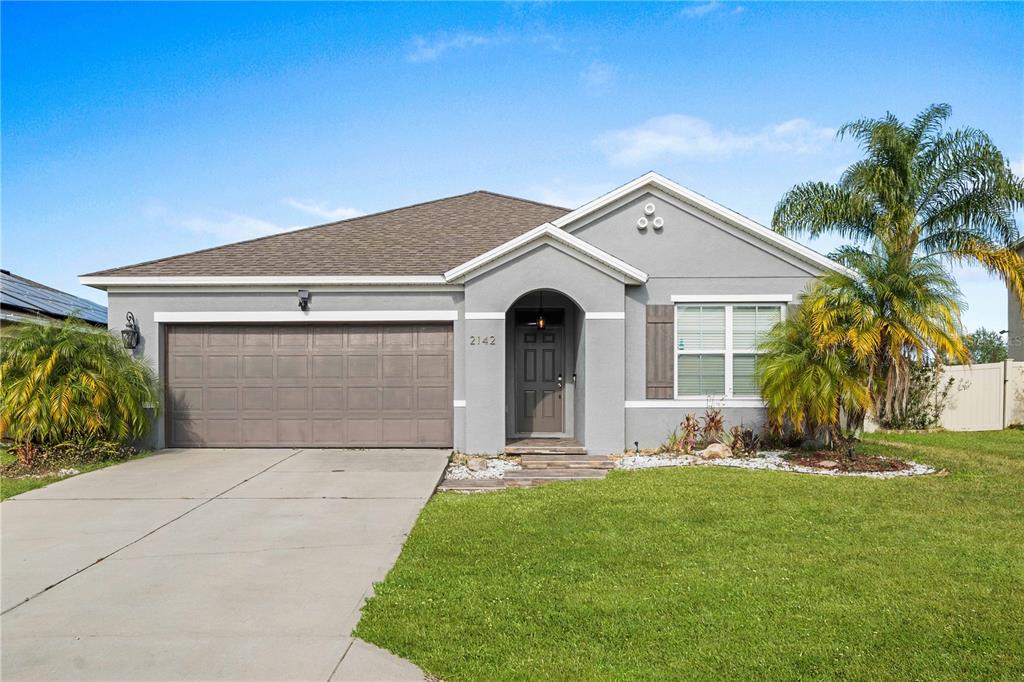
left=938, top=361, right=1024, bottom=431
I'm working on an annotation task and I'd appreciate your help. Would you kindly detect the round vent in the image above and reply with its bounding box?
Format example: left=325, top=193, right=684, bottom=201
left=644, top=202, right=656, bottom=216
left=637, top=217, right=649, bottom=230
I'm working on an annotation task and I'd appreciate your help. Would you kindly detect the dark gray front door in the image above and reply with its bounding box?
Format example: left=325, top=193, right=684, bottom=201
left=515, top=326, right=564, bottom=434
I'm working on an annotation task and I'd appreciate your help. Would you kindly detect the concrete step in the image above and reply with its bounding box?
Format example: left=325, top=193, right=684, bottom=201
left=520, top=454, right=615, bottom=470
left=503, top=467, right=608, bottom=488
left=437, top=479, right=506, bottom=493
left=504, top=444, right=587, bottom=455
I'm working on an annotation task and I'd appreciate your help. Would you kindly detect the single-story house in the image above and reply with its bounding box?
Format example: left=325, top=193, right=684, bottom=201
left=81, top=172, right=848, bottom=454
left=1009, top=239, right=1024, bottom=362
left=1, top=269, right=107, bottom=327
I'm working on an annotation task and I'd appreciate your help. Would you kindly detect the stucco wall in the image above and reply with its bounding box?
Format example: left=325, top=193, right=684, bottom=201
left=570, top=188, right=822, bottom=449
left=106, top=289, right=464, bottom=449
left=462, top=243, right=626, bottom=454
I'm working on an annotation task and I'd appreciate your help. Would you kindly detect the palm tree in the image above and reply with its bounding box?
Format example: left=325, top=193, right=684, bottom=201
left=757, top=304, right=872, bottom=455
left=806, top=238, right=968, bottom=422
left=772, top=103, right=1023, bottom=422
left=0, top=318, right=159, bottom=445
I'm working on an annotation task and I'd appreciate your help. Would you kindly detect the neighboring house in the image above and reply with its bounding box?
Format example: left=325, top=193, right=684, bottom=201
left=1, top=269, right=107, bottom=327
left=81, top=172, right=848, bottom=453
left=1009, top=239, right=1024, bottom=362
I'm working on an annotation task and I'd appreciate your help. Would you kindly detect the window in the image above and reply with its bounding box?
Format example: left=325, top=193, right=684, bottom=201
left=675, top=303, right=783, bottom=398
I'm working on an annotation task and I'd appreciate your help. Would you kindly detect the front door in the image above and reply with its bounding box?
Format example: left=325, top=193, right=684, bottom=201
left=515, top=326, right=564, bottom=434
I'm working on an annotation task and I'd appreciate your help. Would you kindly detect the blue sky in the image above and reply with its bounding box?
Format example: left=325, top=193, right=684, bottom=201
left=3, top=1, right=1022, bottom=332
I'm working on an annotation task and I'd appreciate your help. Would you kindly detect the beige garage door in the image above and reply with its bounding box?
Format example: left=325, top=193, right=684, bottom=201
left=165, top=324, right=453, bottom=447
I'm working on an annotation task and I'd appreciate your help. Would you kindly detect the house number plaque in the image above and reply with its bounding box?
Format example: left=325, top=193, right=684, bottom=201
left=469, top=335, right=496, bottom=346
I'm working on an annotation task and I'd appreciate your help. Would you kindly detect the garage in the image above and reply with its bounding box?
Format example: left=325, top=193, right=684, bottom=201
left=165, top=324, right=453, bottom=447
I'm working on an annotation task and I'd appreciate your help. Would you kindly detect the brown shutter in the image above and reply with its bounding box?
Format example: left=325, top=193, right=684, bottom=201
left=646, top=304, right=675, bottom=399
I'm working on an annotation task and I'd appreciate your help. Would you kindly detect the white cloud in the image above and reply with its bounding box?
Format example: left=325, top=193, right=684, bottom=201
left=142, top=202, right=290, bottom=242
left=407, top=32, right=508, bottom=63
left=596, top=114, right=836, bottom=165
left=284, top=198, right=362, bottom=222
left=1011, top=157, right=1024, bottom=177
left=179, top=212, right=296, bottom=241
left=680, top=2, right=744, bottom=17
left=580, top=61, right=619, bottom=92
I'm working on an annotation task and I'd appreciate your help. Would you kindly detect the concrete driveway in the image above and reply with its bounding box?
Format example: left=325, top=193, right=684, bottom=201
left=1, top=448, right=449, bottom=681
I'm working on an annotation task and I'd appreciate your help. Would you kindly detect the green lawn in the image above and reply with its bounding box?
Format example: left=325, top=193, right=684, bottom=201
left=0, top=448, right=151, bottom=501
left=355, top=431, right=1024, bottom=681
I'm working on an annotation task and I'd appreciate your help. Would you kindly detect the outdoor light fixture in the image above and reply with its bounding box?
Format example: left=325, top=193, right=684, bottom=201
left=298, top=289, right=310, bottom=311
left=121, top=312, right=140, bottom=350
left=535, top=291, right=546, bottom=329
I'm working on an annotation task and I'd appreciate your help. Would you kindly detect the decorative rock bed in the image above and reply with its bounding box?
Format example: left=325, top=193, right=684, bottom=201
left=444, top=457, right=521, bottom=480
left=616, top=450, right=938, bottom=479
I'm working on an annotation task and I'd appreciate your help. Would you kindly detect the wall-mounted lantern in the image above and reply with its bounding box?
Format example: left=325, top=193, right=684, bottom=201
left=298, top=289, right=311, bottom=311
left=121, top=312, right=140, bottom=350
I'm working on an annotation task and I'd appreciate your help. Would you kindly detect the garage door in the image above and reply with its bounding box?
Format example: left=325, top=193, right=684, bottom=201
left=165, top=324, right=453, bottom=447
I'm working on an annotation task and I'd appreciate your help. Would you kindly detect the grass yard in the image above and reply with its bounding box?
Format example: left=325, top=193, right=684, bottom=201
left=355, top=431, right=1024, bottom=680
left=0, top=448, right=151, bottom=501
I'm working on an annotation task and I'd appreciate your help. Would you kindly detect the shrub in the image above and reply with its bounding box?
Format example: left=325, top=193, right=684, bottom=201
left=878, top=362, right=953, bottom=430
left=700, top=409, right=724, bottom=447
left=4, top=440, right=139, bottom=475
left=720, top=425, right=760, bottom=457
left=0, top=317, right=159, bottom=447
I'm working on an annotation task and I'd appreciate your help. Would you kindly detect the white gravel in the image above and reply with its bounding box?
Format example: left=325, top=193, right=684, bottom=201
left=617, top=450, right=936, bottom=479
left=445, top=458, right=521, bottom=480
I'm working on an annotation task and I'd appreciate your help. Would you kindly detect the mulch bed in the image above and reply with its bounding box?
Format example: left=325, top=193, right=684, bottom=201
left=785, top=451, right=911, bottom=473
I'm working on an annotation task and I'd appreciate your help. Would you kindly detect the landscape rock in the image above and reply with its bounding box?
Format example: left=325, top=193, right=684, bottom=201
left=817, top=460, right=839, bottom=469
left=466, top=457, right=488, bottom=472
left=700, top=443, right=732, bottom=459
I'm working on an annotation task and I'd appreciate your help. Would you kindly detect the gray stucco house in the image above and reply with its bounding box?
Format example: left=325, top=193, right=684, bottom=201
left=82, top=172, right=847, bottom=454
left=1009, top=239, right=1024, bottom=362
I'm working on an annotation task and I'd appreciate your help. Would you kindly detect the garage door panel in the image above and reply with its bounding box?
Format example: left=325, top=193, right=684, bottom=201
left=244, top=356, right=274, bottom=379
left=347, top=418, right=380, bottom=443
left=382, top=387, right=413, bottom=411
left=277, top=355, right=308, bottom=378
left=276, top=387, right=308, bottom=410
left=312, top=387, right=344, bottom=411
left=417, top=355, right=449, bottom=380
left=207, top=328, right=240, bottom=348
left=312, top=355, right=343, bottom=379
left=171, top=355, right=204, bottom=380
left=347, top=355, right=378, bottom=379
left=206, top=388, right=238, bottom=411
left=382, top=419, right=415, bottom=443
left=167, top=324, right=452, bottom=447
left=206, top=419, right=241, bottom=444
left=207, top=356, right=239, bottom=379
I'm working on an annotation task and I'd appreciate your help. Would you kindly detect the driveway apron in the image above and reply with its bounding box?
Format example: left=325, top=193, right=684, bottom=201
left=1, top=448, right=448, bottom=681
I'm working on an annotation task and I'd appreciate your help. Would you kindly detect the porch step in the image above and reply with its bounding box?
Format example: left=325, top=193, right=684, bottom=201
left=503, top=467, right=609, bottom=488
left=437, top=479, right=507, bottom=493
left=504, top=444, right=587, bottom=455
left=520, top=454, right=615, bottom=470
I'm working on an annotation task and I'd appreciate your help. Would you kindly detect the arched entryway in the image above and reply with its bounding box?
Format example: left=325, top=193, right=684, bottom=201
left=505, top=289, right=584, bottom=443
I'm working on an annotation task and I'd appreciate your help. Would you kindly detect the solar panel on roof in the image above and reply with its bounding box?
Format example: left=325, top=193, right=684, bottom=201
left=0, top=271, right=107, bottom=325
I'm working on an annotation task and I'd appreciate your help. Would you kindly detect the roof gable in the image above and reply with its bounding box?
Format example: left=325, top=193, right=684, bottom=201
left=443, top=223, right=648, bottom=284
left=554, top=172, right=853, bottom=276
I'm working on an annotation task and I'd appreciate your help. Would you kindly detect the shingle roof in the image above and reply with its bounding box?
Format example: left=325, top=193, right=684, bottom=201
left=86, top=191, right=569, bottom=278
left=1, top=270, right=108, bottom=325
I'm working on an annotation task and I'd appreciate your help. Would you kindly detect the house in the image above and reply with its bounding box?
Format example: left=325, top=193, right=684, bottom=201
left=81, top=172, right=848, bottom=454
left=1, top=269, right=107, bottom=327
left=1009, top=239, right=1024, bottom=362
